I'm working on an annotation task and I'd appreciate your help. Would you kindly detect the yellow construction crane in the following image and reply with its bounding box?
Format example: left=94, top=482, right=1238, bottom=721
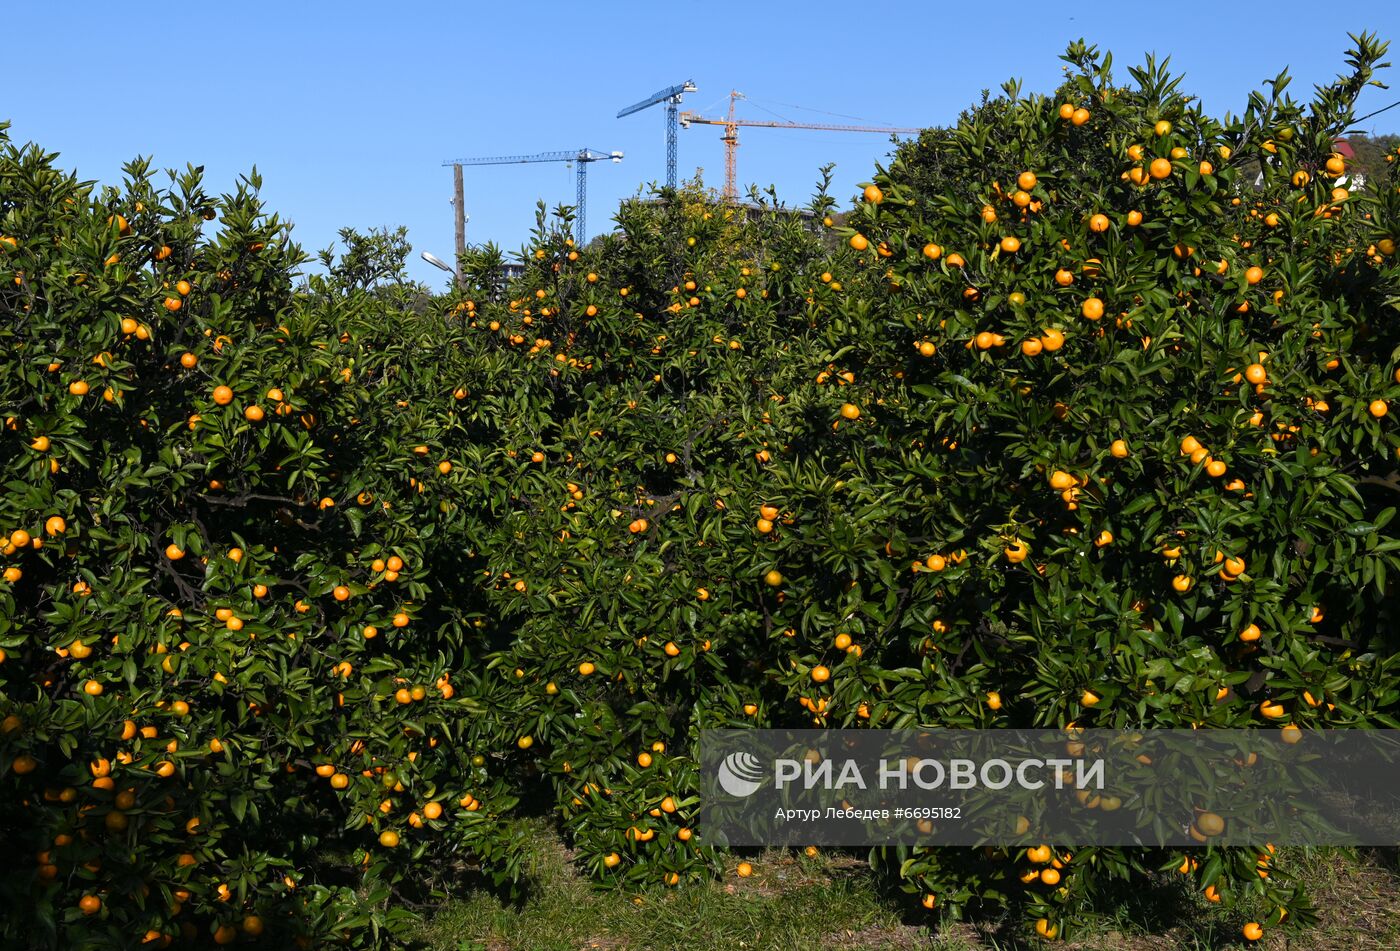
left=679, top=91, right=921, bottom=201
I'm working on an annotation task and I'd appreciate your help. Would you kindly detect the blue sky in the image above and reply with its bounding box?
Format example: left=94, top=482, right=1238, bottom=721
left=7, top=2, right=1399, bottom=287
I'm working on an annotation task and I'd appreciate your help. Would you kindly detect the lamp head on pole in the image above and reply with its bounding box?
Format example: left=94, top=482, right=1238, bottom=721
left=421, top=251, right=454, bottom=273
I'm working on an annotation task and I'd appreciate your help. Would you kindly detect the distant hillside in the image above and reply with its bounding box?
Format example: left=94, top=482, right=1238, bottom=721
left=1342, top=132, right=1400, bottom=181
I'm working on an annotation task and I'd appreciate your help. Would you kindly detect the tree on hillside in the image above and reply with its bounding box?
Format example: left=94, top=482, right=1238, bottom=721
left=318, top=224, right=411, bottom=292
left=312, top=224, right=438, bottom=311
left=1343, top=132, right=1400, bottom=180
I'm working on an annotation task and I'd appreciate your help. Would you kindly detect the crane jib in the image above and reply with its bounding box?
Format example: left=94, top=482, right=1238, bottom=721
left=439, top=150, right=623, bottom=244
left=616, top=80, right=698, bottom=118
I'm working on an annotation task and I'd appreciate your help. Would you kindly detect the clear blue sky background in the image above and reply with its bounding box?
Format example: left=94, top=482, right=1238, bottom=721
left=7, top=2, right=1399, bottom=287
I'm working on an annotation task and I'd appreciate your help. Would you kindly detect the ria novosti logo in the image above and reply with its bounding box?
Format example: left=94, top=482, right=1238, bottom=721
left=714, top=749, right=1109, bottom=798
left=716, top=751, right=768, bottom=798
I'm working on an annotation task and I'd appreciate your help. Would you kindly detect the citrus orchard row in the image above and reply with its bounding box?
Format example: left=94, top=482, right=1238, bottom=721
left=4, top=34, right=1400, bottom=948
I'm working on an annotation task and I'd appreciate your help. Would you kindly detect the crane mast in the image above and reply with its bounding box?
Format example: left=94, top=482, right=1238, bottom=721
left=617, top=80, right=698, bottom=189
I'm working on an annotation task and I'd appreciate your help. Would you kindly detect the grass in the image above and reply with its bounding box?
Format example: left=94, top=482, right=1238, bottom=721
left=410, top=823, right=1400, bottom=951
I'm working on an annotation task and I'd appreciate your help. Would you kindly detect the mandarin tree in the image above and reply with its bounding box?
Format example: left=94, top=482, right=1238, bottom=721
left=833, top=34, right=1400, bottom=936
left=0, top=131, right=531, bottom=948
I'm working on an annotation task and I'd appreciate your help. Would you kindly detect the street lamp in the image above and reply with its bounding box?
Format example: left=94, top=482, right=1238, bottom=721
left=421, top=251, right=454, bottom=274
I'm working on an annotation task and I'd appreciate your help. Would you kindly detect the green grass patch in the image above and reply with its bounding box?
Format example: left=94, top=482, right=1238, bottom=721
left=411, top=824, right=1399, bottom=951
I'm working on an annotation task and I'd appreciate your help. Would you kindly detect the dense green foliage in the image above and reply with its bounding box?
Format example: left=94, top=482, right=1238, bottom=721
left=3, top=34, right=1400, bottom=949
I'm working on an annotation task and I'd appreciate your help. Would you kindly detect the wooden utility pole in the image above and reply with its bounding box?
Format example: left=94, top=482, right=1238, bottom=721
left=452, top=164, right=465, bottom=288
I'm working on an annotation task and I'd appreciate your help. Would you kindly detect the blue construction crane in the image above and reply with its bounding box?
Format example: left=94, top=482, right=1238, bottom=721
left=616, top=81, right=697, bottom=190
left=442, top=148, right=624, bottom=245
